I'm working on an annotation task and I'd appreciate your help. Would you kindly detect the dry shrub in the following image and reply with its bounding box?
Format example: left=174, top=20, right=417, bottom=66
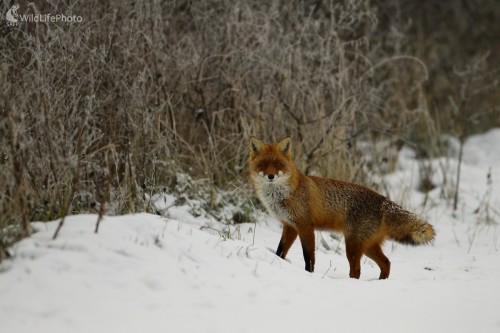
left=1, top=0, right=498, bottom=254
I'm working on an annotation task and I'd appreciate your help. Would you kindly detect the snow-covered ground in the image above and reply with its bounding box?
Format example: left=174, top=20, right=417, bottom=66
left=1, top=129, right=500, bottom=333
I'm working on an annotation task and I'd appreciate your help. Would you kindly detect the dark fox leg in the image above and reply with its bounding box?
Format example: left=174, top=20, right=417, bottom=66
left=276, top=224, right=298, bottom=259
left=297, top=225, right=315, bottom=272
left=345, top=239, right=363, bottom=279
left=364, top=243, right=391, bottom=279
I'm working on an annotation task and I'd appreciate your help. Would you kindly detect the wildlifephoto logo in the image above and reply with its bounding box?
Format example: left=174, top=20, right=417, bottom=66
left=5, top=4, right=19, bottom=26
left=4, top=4, right=83, bottom=27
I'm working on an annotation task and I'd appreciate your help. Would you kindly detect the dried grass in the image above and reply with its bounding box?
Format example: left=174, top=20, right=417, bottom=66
left=1, top=0, right=498, bottom=254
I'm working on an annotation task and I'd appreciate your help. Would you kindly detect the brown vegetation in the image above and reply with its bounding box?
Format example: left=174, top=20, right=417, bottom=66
left=1, top=0, right=498, bottom=258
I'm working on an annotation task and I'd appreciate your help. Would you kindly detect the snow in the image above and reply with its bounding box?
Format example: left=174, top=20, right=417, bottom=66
left=463, top=128, right=500, bottom=167
left=1, top=130, right=500, bottom=333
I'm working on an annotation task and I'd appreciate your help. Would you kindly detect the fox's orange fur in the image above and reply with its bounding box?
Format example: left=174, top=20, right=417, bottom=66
left=249, top=136, right=435, bottom=279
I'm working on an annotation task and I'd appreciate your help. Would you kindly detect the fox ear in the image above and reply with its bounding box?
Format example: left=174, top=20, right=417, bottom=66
left=277, top=136, right=292, bottom=156
left=249, top=136, right=265, bottom=156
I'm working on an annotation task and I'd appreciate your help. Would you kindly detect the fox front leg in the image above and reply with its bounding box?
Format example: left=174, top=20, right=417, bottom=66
left=276, top=224, right=298, bottom=259
left=297, top=225, right=315, bottom=272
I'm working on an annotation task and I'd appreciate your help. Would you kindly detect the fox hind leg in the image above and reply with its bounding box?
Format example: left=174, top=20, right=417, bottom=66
left=364, top=243, right=391, bottom=279
left=345, top=239, right=363, bottom=279
left=276, top=224, right=298, bottom=259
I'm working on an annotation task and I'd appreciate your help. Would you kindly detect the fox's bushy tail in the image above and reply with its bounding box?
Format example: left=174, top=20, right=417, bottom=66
left=382, top=200, right=435, bottom=246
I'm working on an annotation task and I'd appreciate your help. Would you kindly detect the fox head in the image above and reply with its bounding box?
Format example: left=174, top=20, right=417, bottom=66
left=249, top=136, right=294, bottom=186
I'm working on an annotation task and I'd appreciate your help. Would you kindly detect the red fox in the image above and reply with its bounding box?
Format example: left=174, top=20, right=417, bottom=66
left=249, top=136, right=435, bottom=279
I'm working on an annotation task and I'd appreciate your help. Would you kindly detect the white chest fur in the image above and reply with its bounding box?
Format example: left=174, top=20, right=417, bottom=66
left=256, top=182, right=292, bottom=223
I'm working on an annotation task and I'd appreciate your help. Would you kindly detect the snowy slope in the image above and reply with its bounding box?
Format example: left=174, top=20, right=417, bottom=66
left=1, top=130, right=500, bottom=333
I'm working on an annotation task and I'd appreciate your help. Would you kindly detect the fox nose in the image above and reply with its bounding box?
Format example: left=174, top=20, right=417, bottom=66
left=267, top=174, right=275, bottom=180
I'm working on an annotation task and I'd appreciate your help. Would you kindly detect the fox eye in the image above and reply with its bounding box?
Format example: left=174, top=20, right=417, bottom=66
left=274, top=161, right=283, bottom=169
